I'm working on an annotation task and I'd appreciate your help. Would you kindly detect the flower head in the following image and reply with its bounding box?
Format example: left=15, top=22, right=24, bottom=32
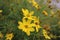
left=5, top=33, right=14, bottom=40
left=42, top=10, right=48, bottom=16
left=32, top=1, right=40, bottom=9
left=22, top=8, right=34, bottom=20
left=33, top=16, right=41, bottom=32
left=43, top=29, right=51, bottom=39
left=18, top=18, right=35, bottom=36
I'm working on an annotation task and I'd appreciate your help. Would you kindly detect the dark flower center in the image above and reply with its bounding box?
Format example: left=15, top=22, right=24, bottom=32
left=25, top=25, right=28, bottom=28
left=35, top=22, right=39, bottom=25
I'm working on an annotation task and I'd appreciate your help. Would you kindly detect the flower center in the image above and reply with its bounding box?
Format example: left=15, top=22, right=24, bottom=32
left=27, top=14, right=30, bottom=17
left=25, top=25, right=28, bottom=28
left=35, top=22, right=39, bottom=25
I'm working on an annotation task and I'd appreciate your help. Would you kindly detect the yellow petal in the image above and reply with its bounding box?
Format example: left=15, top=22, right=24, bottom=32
left=30, top=11, right=34, bottom=16
left=18, top=21, right=22, bottom=25
left=22, top=18, right=26, bottom=24
left=29, top=28, right=35, bottom=32
left=42, top=10, right=48, bottom=16
left=22, top=8, right=29, bottom=16
left=26, top=30, right=30, bottom=36
left=27, top=19, right=32, bottom=24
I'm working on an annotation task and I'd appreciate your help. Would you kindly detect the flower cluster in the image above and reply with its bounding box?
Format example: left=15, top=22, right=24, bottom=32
left=18, top=8, right=41, bottom=36
left=1, top=0, right=60, bottom=40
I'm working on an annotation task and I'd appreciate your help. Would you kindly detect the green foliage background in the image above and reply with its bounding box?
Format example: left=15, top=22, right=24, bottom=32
left=0, top=0, right=60, bottom=40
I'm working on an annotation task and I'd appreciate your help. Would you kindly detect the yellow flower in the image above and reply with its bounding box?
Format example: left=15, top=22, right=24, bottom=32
left=32, top=1, right=40, bottom=9
left=18, top=18, right=35, bottom=36
left=43, top=29, right=51, bottom=39
left=42, top=10, right=48, bottom=16
left=28, top=0, right=40, bottom=9
left=5, top=33, right=14, bottom=40
left=0, top=32, right=3, bottom=38
left=33, top=16, right=41, bottom=32
left=0, top=10, right=2, bottom=13
left=22, top=8, right=34, bottom=20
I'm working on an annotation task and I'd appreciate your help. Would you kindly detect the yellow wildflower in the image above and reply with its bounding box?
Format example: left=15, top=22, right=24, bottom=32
left=28, top=0, right=40, bottom=9
left=0, top=32, right=3, bottom=38
left=0, top=10, right=2, bottom=13
left=33, top=16, right=41, bottom=32
left=22, top=8, right=34, bottom=20
left=5, top=33, right=14, bottom=40
left=42, top=10, right=48, bottom=16
left=32, top=1, right=40, bottom=9
left=18, top=18, right=35, bottom=36
left=43, top=29, right=51, bottom=39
